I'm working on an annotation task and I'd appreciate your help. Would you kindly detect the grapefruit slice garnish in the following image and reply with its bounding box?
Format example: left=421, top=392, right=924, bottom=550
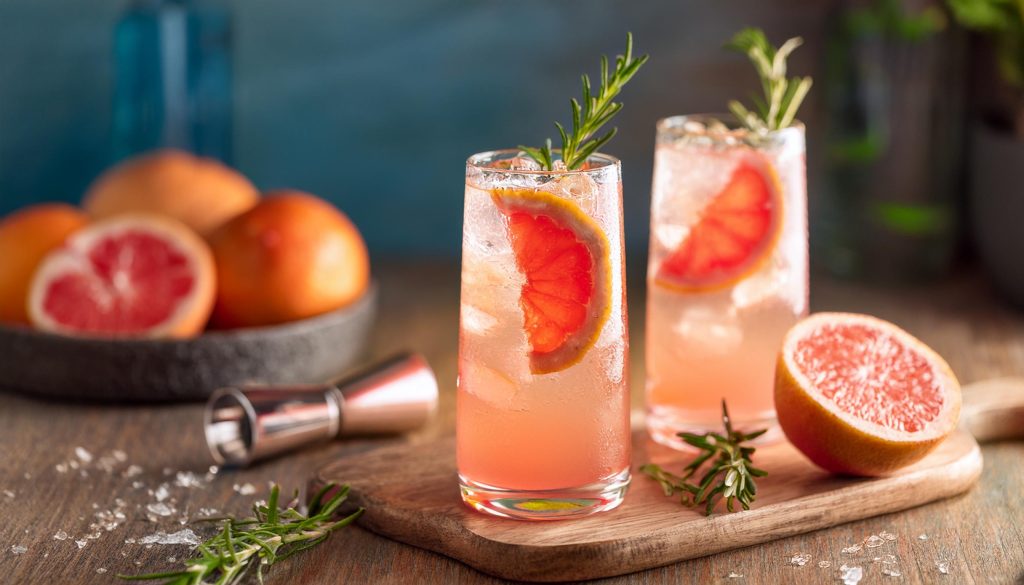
left=656, top=154, right=782, bottom=292
left=28, top=214, right=216, bottom=338
left=491, top=188, right=611, bottom=375
left=775, top=312, right=962, bottom=476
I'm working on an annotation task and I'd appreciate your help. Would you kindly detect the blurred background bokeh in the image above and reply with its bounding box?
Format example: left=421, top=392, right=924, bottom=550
left=2, top=0, right=1023, bottom=300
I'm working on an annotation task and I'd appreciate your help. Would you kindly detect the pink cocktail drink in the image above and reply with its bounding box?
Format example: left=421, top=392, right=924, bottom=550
left=645, top=116, right=808, bottom=446
left=457, top=150, right=630, bottom=519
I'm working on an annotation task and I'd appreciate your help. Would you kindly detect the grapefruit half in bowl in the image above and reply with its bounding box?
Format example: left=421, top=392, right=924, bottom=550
left=27, top=214, right=215, bottom=339
left=775, top=312, right=962, bottom=477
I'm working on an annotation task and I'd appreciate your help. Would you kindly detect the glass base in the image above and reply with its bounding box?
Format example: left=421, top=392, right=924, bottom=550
left=459, top=467, right=630, bottom=521
left=646, top=406, right=783, bottom=450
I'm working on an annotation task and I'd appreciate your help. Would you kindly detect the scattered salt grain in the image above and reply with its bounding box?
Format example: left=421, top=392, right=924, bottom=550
left=154, top=484, right=170, bottom=502
left=936, top=560, right=951, bottom=574
left=53, top=530, right=68, bottom=541
left=865, top=535, right=886, bottom=548
left=2, top=489, right=14, bottom=499
left=234, top=483, right=257, bottom=496
left=97, top=568, right=107, bottom=574
left=167, top=556, right=176, bottom=563
left=840, top=564, right=863, bottom=585
left=879, top=531, right=897, bottom=541
left=10, top=545, right=27, bottom=554
left=727, top=571, right=743, bottom=578
left=124, top=538, right=136, bottom=544
left=882, top=568, right=902, bottom=577
left=123, top=465, right=144, bottom=478
left=132, top=481, right=145, bottom=489
left=841, top=543, right=863, bottom=554
left=75, top=540, right=87, bottom=549
left=873, top=554, right=897, bottom=564
left=918, top=534, right=929, bottom=541
left=138, top=529, right=200, bottom=546
left=146, top=502, right=174, bottom=517
left=55, top=463, right=68, bottom=473
left=75, top=447, right=93, bottom=462
left=197, top=507, right=219, bottom=517
left=789, top=553, right=812, bottom=566
left=174, top=471, right=204, bottom=489
left=817, top=560, right=831, bottom=568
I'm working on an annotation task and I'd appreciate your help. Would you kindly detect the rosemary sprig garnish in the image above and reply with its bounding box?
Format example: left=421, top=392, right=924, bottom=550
left=519, top=33, right=648, bottom=171
left=641, top=401, right=767, bottom=515
left=725, top=27, right=813, bottom=133
left=119, top=483, right=363, bottom=585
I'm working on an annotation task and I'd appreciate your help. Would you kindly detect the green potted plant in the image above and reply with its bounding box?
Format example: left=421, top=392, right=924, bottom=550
left=948, top=0, right=1024, bottom=303
left=817, top=0, right=962, bottom=283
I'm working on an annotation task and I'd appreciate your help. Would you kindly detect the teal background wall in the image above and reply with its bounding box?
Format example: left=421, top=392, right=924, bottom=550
left=0, top=1, right=829, bottom=256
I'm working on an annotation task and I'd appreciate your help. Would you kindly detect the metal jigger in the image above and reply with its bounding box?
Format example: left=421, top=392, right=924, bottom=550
left=204, top=353, right=438, bottom=467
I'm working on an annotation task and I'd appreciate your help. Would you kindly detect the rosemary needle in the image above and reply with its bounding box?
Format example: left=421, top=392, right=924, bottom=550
left=641, top=401, right=768, bottom=515
left=725, top=27, right=813, bottom=133
left=520, top=32, right=648, bottom=171
left=119, top=483, right=362, bottom=585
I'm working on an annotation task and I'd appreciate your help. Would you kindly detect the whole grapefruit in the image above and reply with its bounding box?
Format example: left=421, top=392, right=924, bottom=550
left=0, top=204, right=89, bottom=325
left=775, top=312, right=961, bottom=477
left=209, top=191, right=369, bottom=328
left=28, top=213, right=216, bottom=338
left=83, top=149, right=259, bottom=237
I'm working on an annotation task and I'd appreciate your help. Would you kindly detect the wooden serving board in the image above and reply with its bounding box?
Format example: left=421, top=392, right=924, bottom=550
left=310, top=379, right=1023, bottom=582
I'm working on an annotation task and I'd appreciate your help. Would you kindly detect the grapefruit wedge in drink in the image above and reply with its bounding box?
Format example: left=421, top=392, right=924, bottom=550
left=655, top=153, right=782, bottom=293
left=28, top=214, right=216, bottom=338
left=775, top=312, right=962, bottom=476
left=491, top=188, right=611, bottom=374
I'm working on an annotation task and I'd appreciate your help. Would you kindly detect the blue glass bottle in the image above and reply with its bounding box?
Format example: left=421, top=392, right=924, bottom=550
left=112, top=0, right=233, bottom=163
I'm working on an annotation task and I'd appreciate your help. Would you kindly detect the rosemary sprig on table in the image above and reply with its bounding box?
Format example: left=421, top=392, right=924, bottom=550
left=520, top=32, right=648, bottom=171
left=725, top=27, right=813, bottom=133
left=119, top=483, right=362, bottom=585
left=641, top=401, right=767, bottom=515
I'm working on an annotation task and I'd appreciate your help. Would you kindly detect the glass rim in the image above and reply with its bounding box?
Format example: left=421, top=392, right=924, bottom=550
left=656, top=114, right=805, bottom=137
left=466, top=149, right=621, bottom=175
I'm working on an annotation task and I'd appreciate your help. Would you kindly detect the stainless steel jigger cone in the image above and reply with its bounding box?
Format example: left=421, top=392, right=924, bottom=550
left=204, top=353, right=438, bottom=467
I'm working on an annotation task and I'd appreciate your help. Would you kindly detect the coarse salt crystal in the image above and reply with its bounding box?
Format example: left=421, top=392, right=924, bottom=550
left=53, top=530, right=69, bottom=541
left=789, top=553, right=811, bottom=566
left=840, top=564, right=863, bottom=585
left=10, top=545, right=27, bottom=554
left=842, top=543, right=863, bottom=554
left=865, top=535, right=886, bottom=548
left=138, top=529, right=200, bottom=546
left=75, top=447, right=93, bottom=462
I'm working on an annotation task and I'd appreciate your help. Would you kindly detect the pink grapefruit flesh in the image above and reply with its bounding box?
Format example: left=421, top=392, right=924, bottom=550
left=775, top=312, right=961, bottom=476
left=28, top=214, right=215, bottom=338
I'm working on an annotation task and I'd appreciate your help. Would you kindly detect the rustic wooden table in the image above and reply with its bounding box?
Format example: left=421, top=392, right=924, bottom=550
left=1, top=262, right=1022, bottom=584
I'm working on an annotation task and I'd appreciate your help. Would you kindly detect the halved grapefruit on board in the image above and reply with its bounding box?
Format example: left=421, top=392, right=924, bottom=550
left=28, top=214, right=216, bottom=338
left=775, top=312, right=962, bottom=477
left=491, top=188, right=612, bottom=375
left=656, top=153, right=782, bottom=292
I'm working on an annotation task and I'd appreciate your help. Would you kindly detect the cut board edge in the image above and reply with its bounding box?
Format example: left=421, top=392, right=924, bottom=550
left=310, top=431, right=982, bottom=582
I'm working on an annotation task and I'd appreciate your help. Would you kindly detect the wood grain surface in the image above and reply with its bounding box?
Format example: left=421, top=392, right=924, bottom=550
left=1, top=261, right=1023, bottom=584
left=312, top=425, right=988, bottom=582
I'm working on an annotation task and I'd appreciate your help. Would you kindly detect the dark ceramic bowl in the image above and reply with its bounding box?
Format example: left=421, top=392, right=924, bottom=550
left=0, top=285, right=377, bottom=403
